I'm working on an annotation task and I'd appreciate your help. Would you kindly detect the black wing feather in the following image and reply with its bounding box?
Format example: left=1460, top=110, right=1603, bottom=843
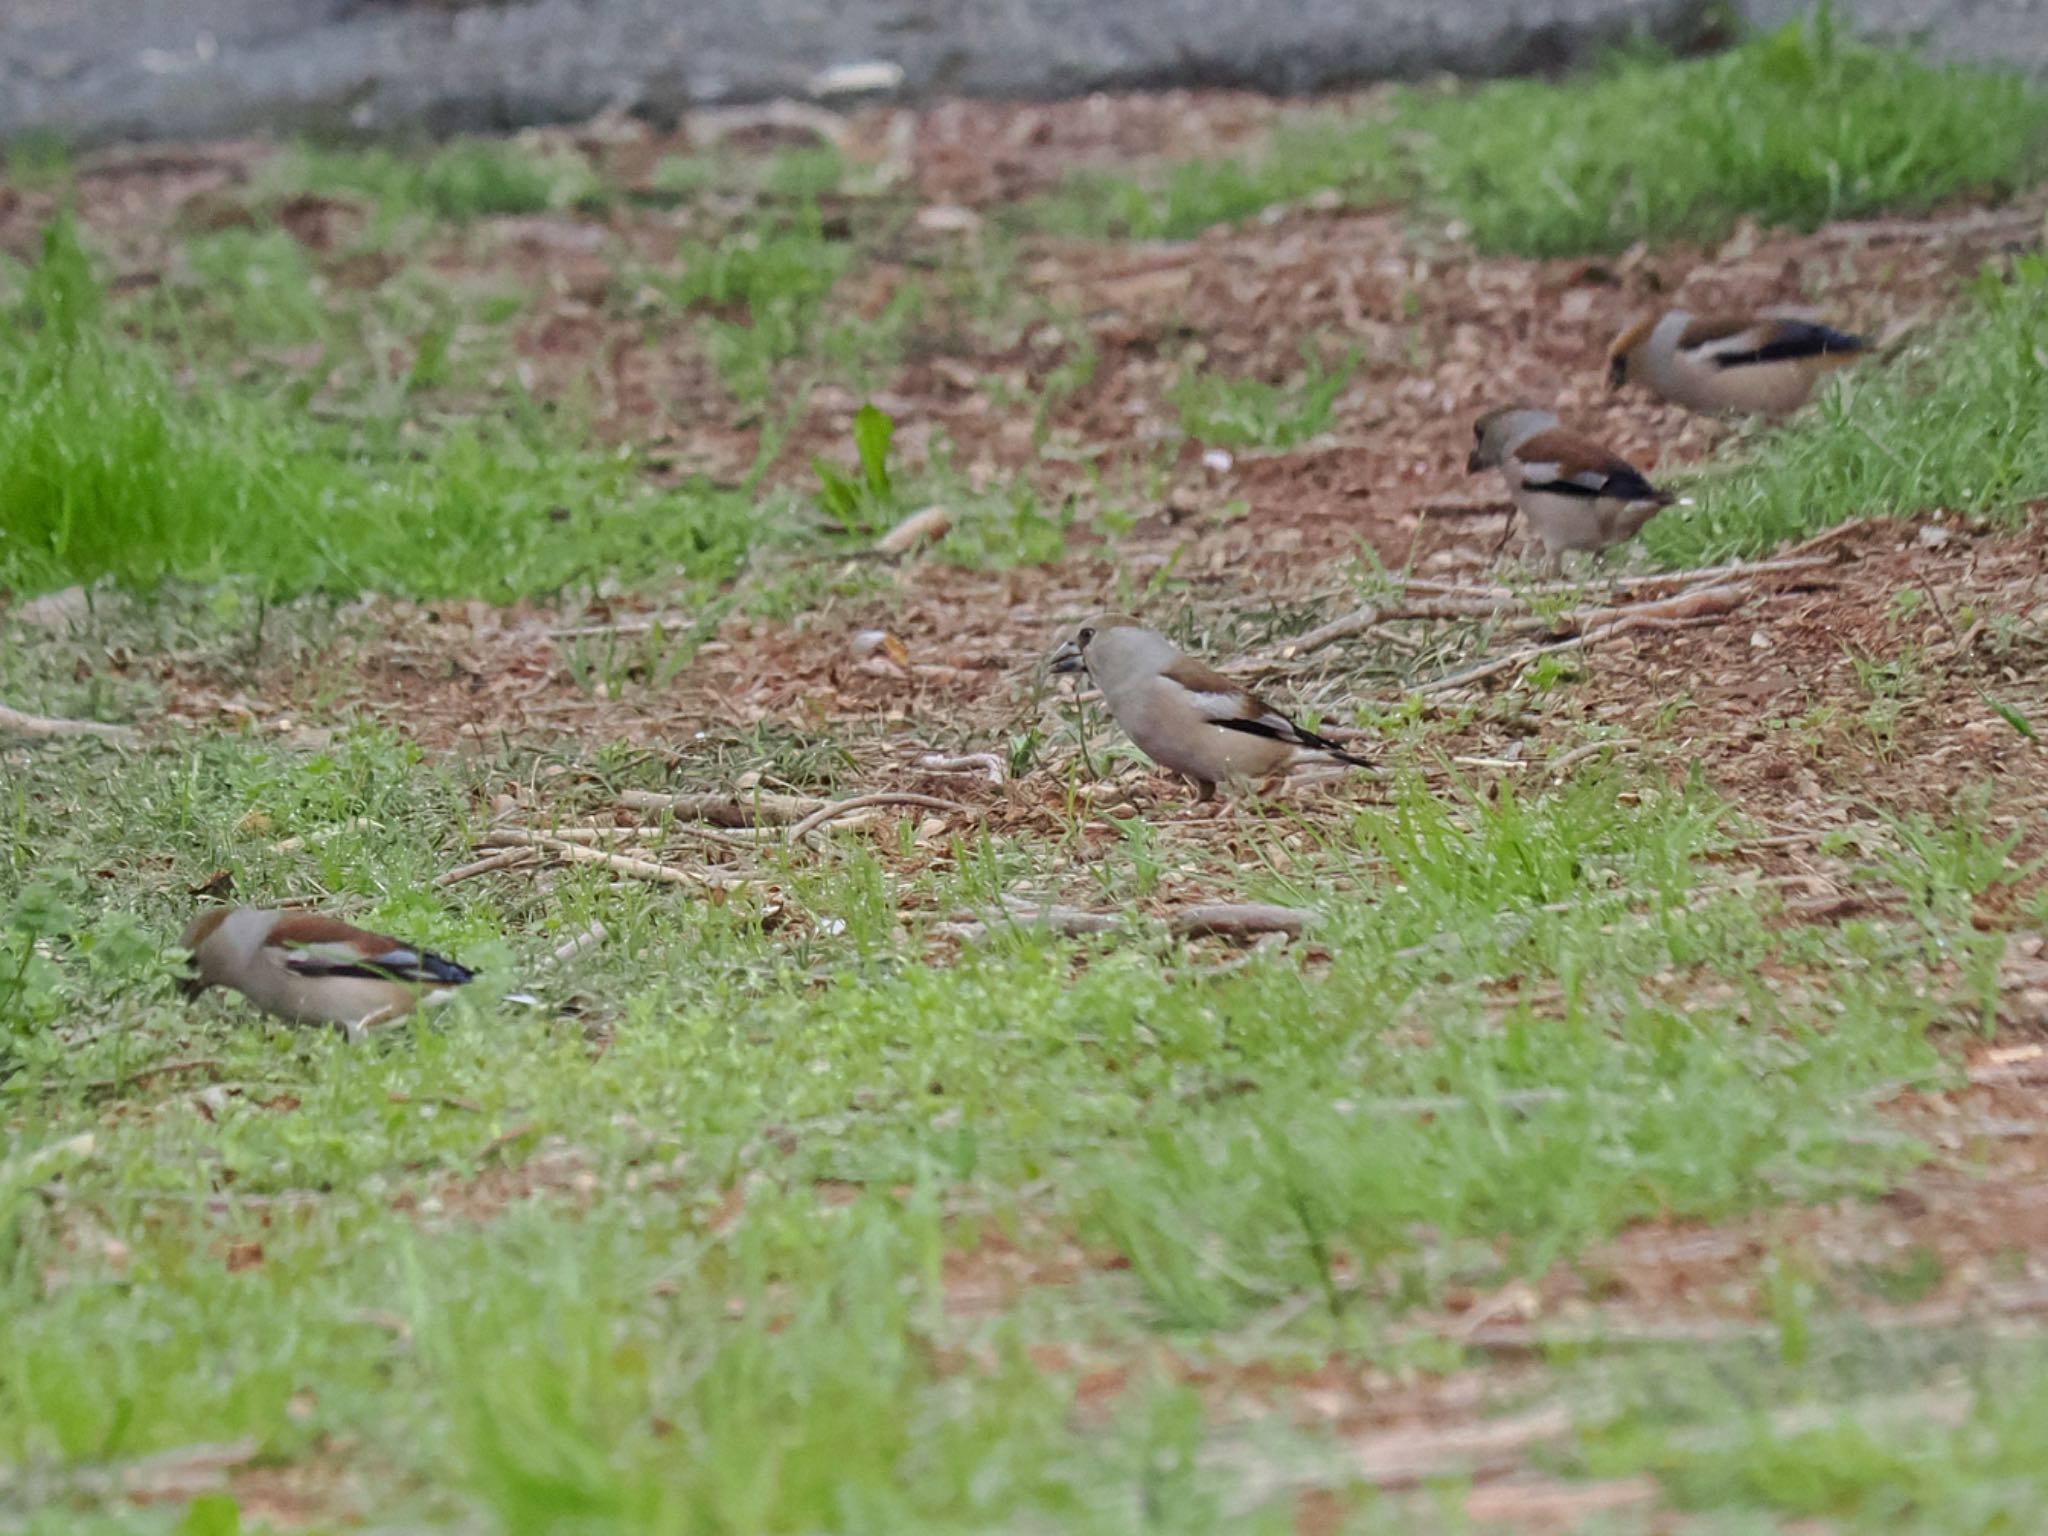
left=284, top=946, right=476, bottom=986
left=1710, top=322, right=1865, bottom=369
left=1215, top=716, right=1373, bottom=768
left=1525, top=466, right=1670, bottom=504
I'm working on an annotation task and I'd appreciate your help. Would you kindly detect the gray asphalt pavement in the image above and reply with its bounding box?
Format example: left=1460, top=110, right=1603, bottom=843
left=1, top=0, right=2041, bottom=145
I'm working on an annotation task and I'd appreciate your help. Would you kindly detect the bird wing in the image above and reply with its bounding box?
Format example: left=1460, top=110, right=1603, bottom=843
left=1161, top=657, right=1288, bottom=732
left=266, top=914, right=475, bottom=985
left=1160, top=659, right=1372, bottom=766
left=1680, top=314, right=1865, bottom=369
left=1512, top=428, right=1671, bottom=504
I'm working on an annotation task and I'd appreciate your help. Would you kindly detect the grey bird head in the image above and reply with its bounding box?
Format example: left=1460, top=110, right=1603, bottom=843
left=1049, top=612, right=1147, bottom=677
left=1467, top=406, right=1560, bottom=473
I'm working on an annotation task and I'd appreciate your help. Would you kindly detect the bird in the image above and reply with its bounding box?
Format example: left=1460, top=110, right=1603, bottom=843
left=1606, top=308, right=1866, bottom=416
left=181, top=907, right=478, bottom=1041
left=1049, top=614, right=1372, bottom=803
left=1467, top=406, right=1676, bottom=571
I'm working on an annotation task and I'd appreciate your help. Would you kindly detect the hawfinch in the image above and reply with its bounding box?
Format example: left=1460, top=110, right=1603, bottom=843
left=181, top=907, right=476, bottom=1039
left=1467, top=407, right=1675, bottom=568
left=1049, top=614, right=1371, bottom=802
left=1607, top=309, right=1866, bottom=416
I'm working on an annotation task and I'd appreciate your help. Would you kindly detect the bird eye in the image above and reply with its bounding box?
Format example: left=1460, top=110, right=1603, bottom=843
left=1077, top=627, right=1095, bottom=646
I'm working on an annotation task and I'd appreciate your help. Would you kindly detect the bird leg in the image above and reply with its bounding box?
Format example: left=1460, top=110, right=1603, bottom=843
left=340, top=1003, right=410, bottom=1043
left=1489, top=507, right=1520, bottom=559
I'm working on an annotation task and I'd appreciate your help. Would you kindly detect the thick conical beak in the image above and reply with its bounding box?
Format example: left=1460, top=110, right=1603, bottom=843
left=1048, top=639, right=1085, bottom=676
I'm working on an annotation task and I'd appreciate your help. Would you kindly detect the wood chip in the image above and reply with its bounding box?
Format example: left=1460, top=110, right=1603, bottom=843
left=876, top=505, right=953, bottom=556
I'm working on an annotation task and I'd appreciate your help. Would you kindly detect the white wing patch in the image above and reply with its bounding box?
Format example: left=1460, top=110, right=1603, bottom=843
left=275, top=939, right=418, bottom=976
left=1515, top=458, right=1614, bottom=497
left=1682, top=326, right=1773, bottom=362
left=1177, top=687, right=1257, bottom=724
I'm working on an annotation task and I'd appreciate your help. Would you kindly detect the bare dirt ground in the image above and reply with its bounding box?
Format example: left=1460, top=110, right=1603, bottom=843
left=15, top=92, right=2048, bottom=1526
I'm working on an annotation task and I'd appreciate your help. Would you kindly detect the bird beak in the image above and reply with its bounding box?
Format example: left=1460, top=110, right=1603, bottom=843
left=1048, top=639, right=1086, bottom=676
left=1606, top=358, right=1627, bottom=390
left=1465, top=449, right=1485, bottom=473
left=177, top=972, right=206, bottom=1000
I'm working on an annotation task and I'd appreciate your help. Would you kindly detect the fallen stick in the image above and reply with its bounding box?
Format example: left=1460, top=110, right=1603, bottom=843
left=1278, top=598, right=1533, bottom=659
left=1401, top=555, right=1834, bottom=603
left=1779, top=517, right=1879, bottom=560
left=0, top=703, right=139, bottom=744
left=486, top=826, right=663, bottom=846
left=1420, top=612, right=1731, bottom=695
left=1168, top=903, right=1317, bottom=940
left=918, top=751, right=1007, bottom=784
left=1453, top=1281, right=2048, bottom=1354
left=433, top=847, right=538, bottom=887
left=950, top=901, right=1322, bottom=943
left=1569, top=583, right=1748, bottom=635
left=547, top=613, right=692, bottom=639
left=617, top=789, right=830, bottom=826
left=1279, top=580, right=1750, bottom=661
left=486, top=831, right=744, bottom=888
left=1825, top=205, right=2048, bottom=243
left=547, top=922, right=608, bottom=966
left=1346, top=1401, right=1575, bottom=1490
left=1548, top=737, right=1640, bottom=776
left=87, top=1058, right=224, bottom=1094
left=786, top=792, right=974, bottom=844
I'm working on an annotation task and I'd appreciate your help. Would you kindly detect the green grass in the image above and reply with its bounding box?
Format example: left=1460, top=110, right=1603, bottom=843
left=0, top=219, right=760, bottom=601
left=1173, top=343, right=1361, bottom=450
left=4, top=25, right=2047, bottom=1529
left=807, top=403, right=1075, bottom=564
left=0, top=133, right=74, bottom=193
left=653, top=212, right=922, bottom=404
left=0, top=690, right=2015, bottom=1528
left=1575, top=1329, right=2048, bottom=1533
left=642, top=145, right=853, bottom=206
left=1649, top=252, right=2048, bottom=564
left=1028, top=10, right=2048, bottom=255
left=266, top=137, right=606, bottom=227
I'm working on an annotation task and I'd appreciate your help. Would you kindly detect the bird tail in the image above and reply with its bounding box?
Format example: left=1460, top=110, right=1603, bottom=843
left=1293, top=725, right=1375, bottom=771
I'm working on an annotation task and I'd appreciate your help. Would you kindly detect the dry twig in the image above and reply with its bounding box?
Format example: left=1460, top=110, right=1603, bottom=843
left=547, top=922, right=609, bottom=966
left=1453, top=1282, right=2048, bottom=1354
left=484, top=831, right=744, bottom=888
left=1568, top=583, right=1748, bottom=636
left=433, top=847, right=538, bottom=887
left=87, top=1058, right=223, bottom=1094
left=0, top=703, right=139, bottom=744
left=1421, top=611, right=1733, bottom=695
left=918, top=751, right=1007, bottom=784
left=1548, top=737, right=1641, bottom=776
left=786, top=792, right=974, bottom=844
left=617, top=789, right=830, bottom=826
left=1169, top=903, right=1317, bottom=940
